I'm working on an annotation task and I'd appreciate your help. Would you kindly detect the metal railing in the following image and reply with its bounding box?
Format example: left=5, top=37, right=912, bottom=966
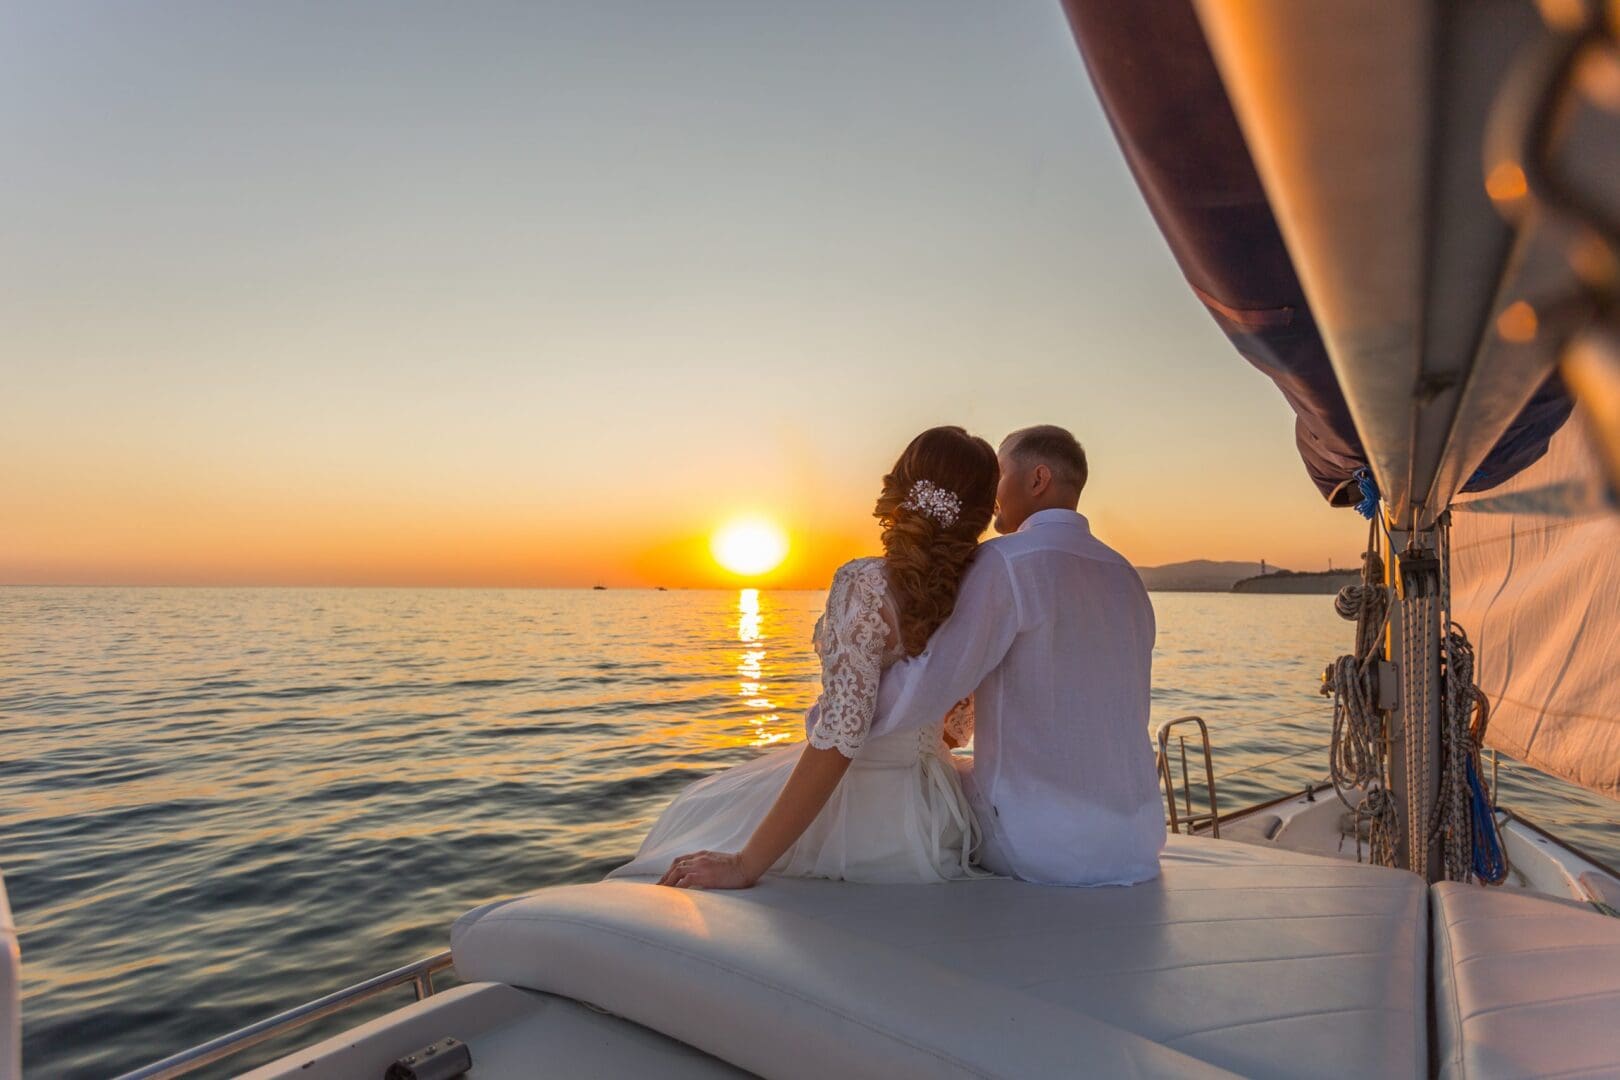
left=115, top=950, right=454, bottom=1080
left=1156, top=715, right=1220, bottom=838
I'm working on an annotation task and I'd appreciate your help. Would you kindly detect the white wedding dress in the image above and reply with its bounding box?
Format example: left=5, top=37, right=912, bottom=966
left=609, top=557, right=983, bottom=884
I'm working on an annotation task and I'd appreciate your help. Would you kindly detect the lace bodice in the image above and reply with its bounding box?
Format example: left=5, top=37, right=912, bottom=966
left=807, top=558, right=894, bottom=756
left=806, top=558, right=973, bottom=757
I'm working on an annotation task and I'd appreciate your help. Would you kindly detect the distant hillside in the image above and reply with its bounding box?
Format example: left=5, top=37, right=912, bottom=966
left=1232, top=569, right=1360, bottom=594
left=1135, top=560, right=1288, bottom=592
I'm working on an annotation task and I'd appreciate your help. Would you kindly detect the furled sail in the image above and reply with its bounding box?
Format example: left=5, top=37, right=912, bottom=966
left=1060, top=0, right=1574, bottom=511
left=1451, top=408, right=1620, bottom=801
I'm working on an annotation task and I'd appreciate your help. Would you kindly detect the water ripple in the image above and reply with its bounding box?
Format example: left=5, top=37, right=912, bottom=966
left=0, top=585, right=1612, bottom=1079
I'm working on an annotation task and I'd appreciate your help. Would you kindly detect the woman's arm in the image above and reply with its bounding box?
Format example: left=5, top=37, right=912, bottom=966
left=659, top=743, right=851, bottom=889
left=660, top=560, right=883, bottom=889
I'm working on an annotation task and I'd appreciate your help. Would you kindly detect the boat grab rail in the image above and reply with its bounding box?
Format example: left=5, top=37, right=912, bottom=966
left=114, top=949, right=454, bottom=1080
left=1156, top=715, right=1220, bottom=838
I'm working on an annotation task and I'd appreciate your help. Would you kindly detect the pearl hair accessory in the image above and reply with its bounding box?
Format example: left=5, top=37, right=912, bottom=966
left=901, top=479, right=962, bottom=528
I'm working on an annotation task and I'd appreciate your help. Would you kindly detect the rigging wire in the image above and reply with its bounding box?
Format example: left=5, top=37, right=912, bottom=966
left=1205, top=705, right=1333, bottom=733
left=1213, top=740, right=1331, bottom=782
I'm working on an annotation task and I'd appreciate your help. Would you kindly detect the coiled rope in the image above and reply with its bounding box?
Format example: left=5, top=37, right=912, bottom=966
left=1325, top=519, right=1397, bottom=866
left=1432, top=623, right=1477, bottom=881
left=1326, top=509, right=1505, bottom=881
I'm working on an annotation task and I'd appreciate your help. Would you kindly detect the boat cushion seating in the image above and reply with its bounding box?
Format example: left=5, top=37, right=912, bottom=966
left=452, top=880, right=1237, bottom=1079
left=1432, top=880, right=1620, bottom=1079
left=454, top=835, right=1426, bottom=1078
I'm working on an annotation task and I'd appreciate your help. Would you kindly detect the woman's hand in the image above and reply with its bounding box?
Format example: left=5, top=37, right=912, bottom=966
left=658, top=850, right=761, bottom=890
left=655, top=744, right=851, bottom=890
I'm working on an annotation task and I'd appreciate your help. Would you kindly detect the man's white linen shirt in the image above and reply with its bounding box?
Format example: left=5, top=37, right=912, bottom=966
left=867, top=509, right=1165, bottom=886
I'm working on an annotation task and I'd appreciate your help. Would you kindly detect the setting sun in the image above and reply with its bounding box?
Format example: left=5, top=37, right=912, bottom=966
left=711, top=519, right=790, bottom=577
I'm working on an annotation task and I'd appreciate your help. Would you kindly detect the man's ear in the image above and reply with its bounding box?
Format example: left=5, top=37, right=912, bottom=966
left=1030, top=463, right=1052, bottom=497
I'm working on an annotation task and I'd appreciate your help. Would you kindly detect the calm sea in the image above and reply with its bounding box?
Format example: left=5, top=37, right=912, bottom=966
left=3, top=587, right=1615, bottom=1077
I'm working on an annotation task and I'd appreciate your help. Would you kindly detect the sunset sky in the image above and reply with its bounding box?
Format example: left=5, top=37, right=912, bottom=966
left=3, top=2, right=1359, bottom=589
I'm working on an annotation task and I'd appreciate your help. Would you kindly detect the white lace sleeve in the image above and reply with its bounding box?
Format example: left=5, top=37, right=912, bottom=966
left=943, top=695, right=975, bottom=748
left=808, top=559, right=890, bottom=758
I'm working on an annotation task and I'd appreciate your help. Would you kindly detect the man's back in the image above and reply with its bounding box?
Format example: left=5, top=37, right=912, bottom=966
left=973, top=510, right=1163, bottom=884
left=869, top=508, right=1164, bottom=885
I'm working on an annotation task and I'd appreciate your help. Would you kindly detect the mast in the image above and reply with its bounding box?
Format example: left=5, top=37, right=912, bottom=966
left=1385, top=524, right=1444, bottom=882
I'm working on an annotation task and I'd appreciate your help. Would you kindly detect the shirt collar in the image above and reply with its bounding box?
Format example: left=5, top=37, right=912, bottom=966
left=1017, top=508, right=1090, bottom=534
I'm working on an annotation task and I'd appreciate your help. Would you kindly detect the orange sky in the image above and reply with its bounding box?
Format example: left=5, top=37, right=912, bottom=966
left=0, top=418, right=1354, bottom=588
left=1, top=3, right=1362, bottom=589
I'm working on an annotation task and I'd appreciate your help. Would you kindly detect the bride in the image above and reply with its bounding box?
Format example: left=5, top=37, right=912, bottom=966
left=609, top=426, right=999, bottom=888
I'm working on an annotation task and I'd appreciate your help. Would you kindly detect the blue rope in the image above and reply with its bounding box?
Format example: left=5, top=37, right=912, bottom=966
left=1352, top=467, right=1380, bottom=520
left=1467, top=754, right=1509, bottom=884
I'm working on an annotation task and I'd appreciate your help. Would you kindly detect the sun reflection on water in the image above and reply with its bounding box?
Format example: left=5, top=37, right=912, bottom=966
left=738, top=587, right=762, bottom=641
left=737, top=588, right=795, bottom=747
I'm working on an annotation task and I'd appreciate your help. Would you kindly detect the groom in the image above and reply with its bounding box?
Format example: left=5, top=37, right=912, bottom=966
left=865, top=424, right=1163, bottom=884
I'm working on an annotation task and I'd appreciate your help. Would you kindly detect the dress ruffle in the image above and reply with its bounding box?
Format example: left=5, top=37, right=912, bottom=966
left=607, top=726, right=984, bottom=884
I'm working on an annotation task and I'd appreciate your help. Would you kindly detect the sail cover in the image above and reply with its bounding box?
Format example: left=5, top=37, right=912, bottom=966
left=1451, top=409, right=1620, bottom=801
left=1060, top=0, right=1573, bottom=501
left=1064, top=0, right=1618, bottom=803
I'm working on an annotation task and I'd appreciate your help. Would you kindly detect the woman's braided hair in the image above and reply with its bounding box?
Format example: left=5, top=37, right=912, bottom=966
left=873, top=427, right=999, bottom=656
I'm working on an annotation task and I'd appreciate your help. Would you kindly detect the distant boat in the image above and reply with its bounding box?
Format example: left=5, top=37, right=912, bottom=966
left=655, top=587, right=667, bottom=592
left=591, top=585, right=606, bottom=591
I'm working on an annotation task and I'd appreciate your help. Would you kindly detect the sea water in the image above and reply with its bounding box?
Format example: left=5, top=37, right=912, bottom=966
left=2, top=586, right=1614, bottom=1077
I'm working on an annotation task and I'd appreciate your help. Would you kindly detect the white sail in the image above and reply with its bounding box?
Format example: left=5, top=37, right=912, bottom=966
left=1452, top=408, right=1620, bottom=801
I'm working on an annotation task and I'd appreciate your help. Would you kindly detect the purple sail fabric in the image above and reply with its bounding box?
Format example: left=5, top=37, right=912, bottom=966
left=1060, top=0, right=1570, bottom=500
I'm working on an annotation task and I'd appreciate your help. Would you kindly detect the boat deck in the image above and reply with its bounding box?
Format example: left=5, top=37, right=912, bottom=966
left=1216, top=784, right=1620, bottom=905
left=445, top=834, right=1426, bottom=1079
left=213, top=825, right=1620, bottom=1080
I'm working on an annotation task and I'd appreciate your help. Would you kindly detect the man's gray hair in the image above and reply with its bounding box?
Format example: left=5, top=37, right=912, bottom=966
left=1001, top=425, right=1088, bottom=494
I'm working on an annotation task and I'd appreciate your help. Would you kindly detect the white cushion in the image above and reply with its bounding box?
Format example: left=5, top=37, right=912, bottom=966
left=453, top=881, right=1235, bottom=1079
left=454, top=836, right=1426, bottom=1078
left=1432, top=881, right=1620, bottom=1079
